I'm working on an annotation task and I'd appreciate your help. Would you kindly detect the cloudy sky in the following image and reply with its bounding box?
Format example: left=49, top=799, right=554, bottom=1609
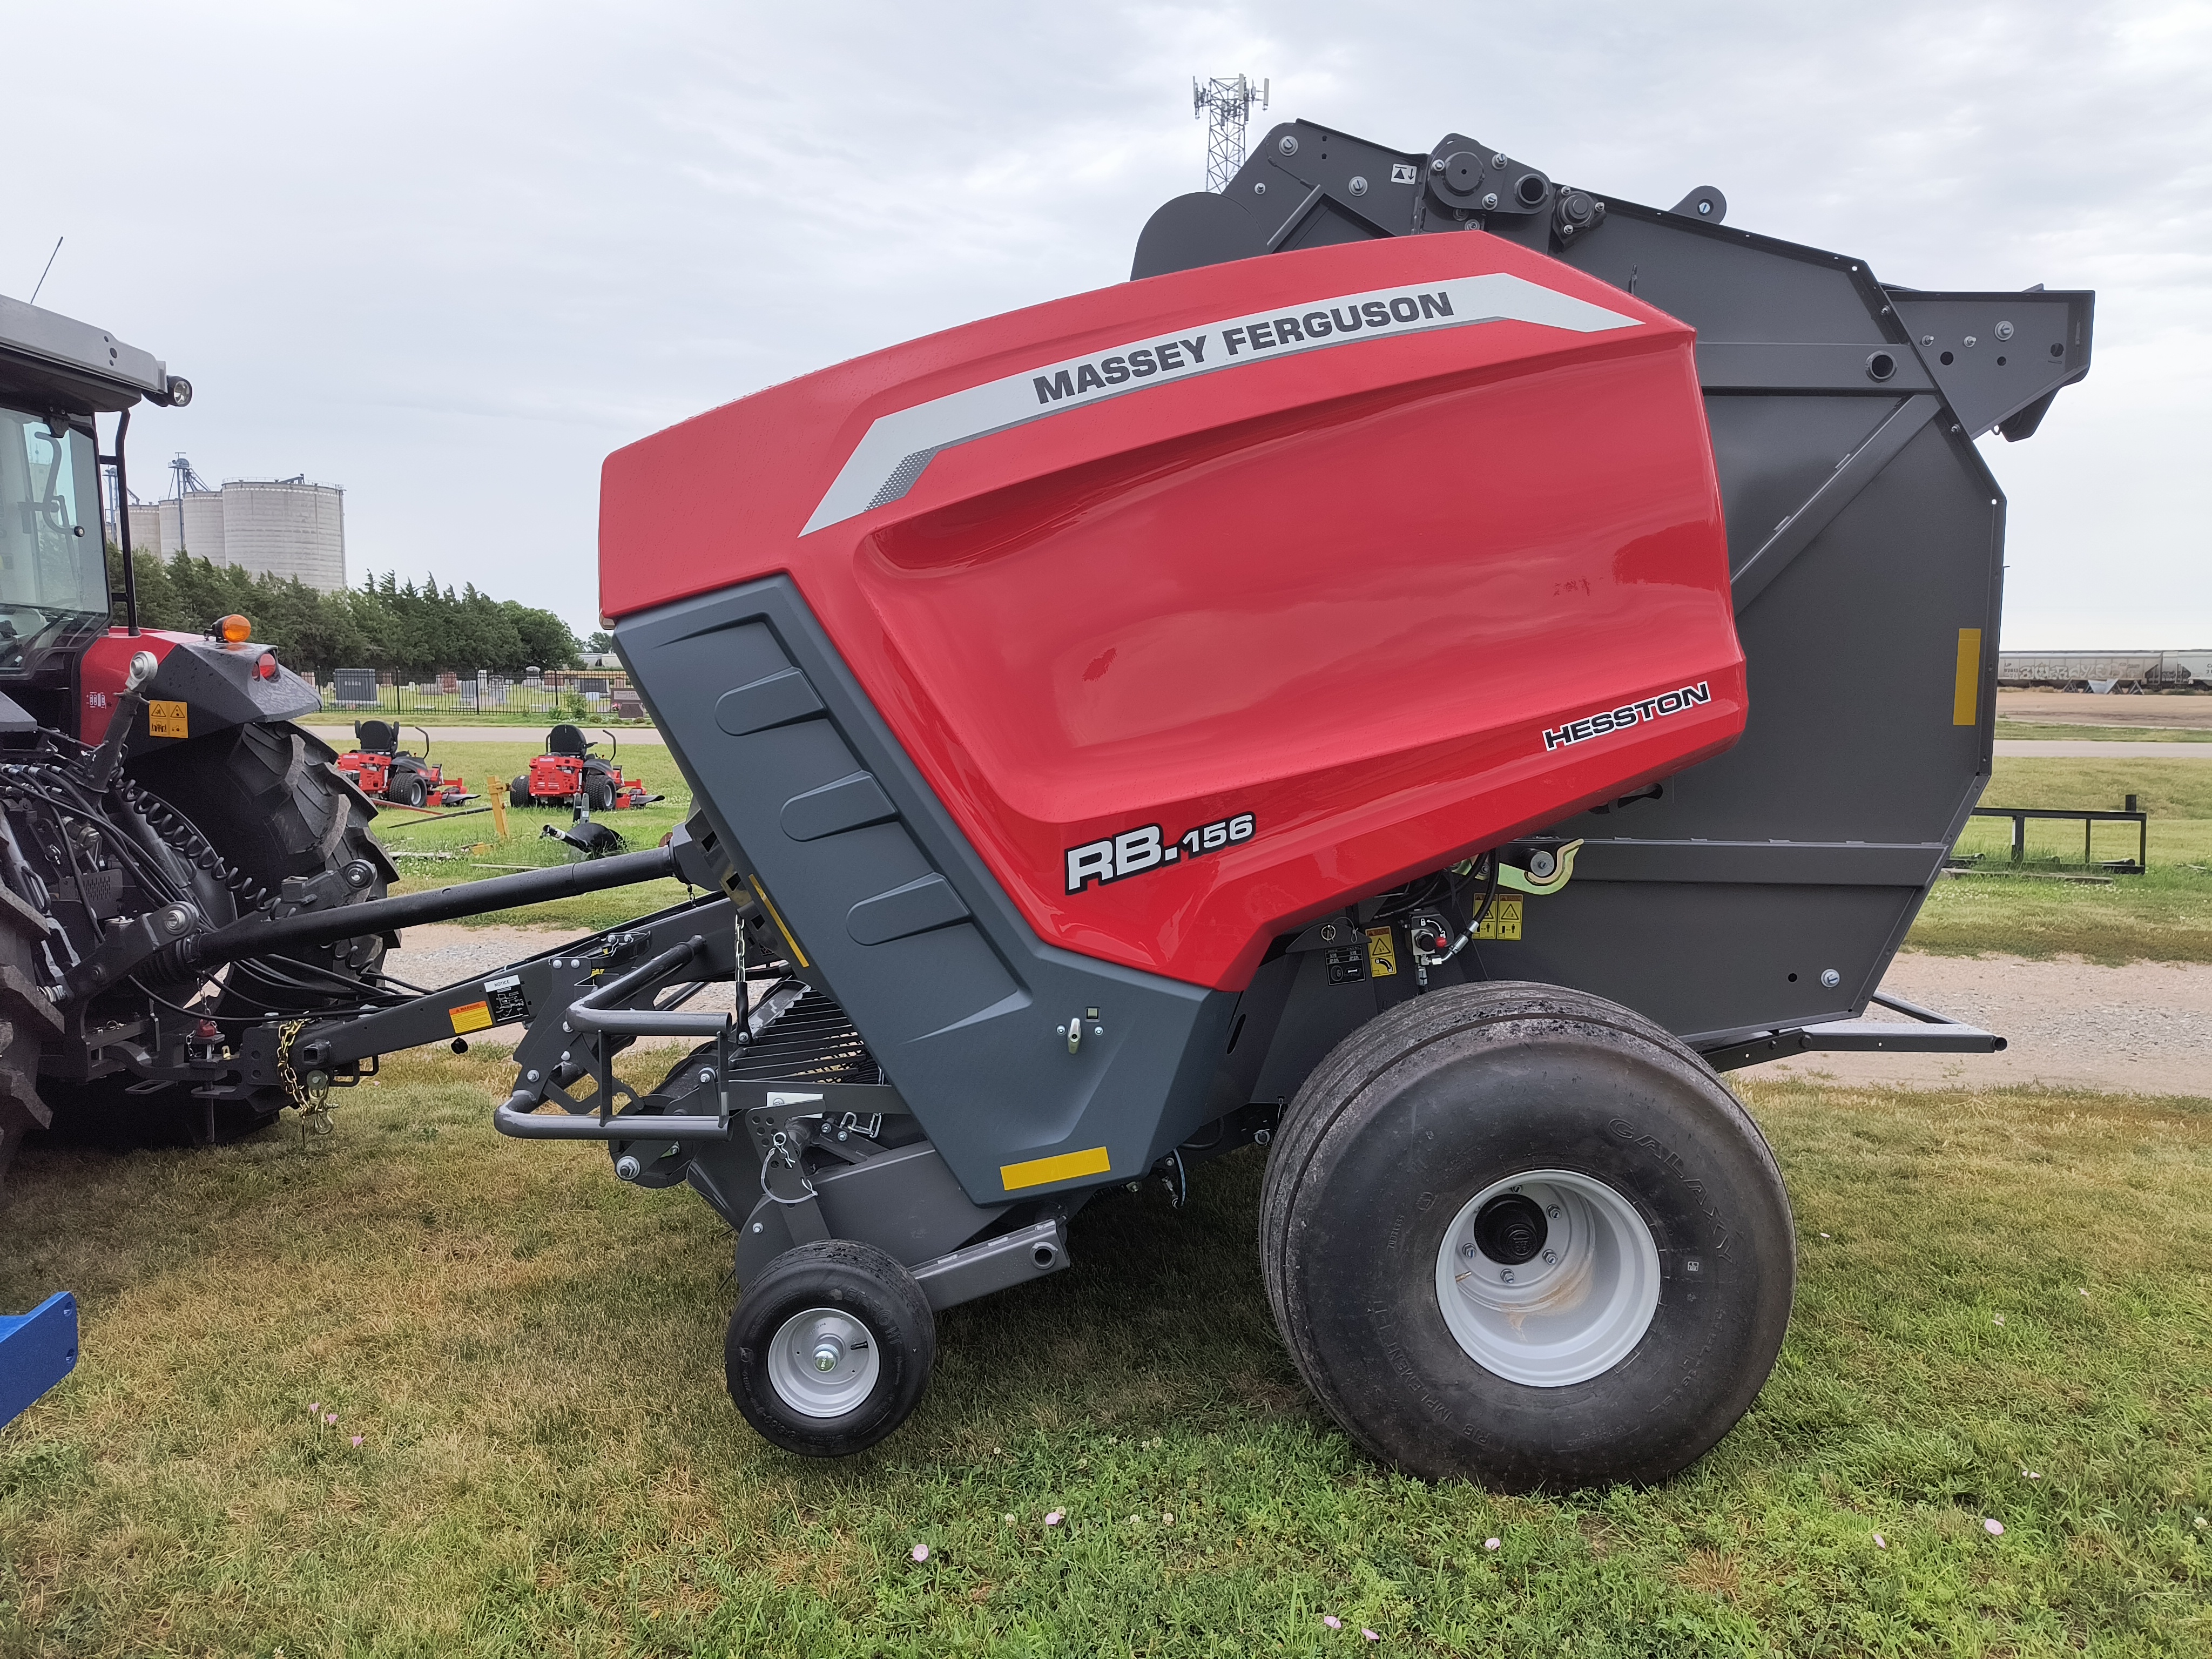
left=6, top=1, right=2207, bottom=645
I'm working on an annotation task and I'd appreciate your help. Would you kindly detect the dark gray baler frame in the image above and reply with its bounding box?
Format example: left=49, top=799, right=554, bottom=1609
left=1133, top=120, right=2089, bottom=1053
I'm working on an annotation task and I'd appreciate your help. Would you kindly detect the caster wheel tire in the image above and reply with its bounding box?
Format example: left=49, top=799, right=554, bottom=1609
left=1260, top=980, right=1795, bottom=1491
left=727, top=1239, right=935, bottom=1457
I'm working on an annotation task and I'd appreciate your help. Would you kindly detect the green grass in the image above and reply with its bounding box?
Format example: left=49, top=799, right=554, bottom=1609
left=1910, top=867, right=2212, bottom=965
left=1906, top=757, right=2212, bottom=963
left=2, top=1057, right=2207, bottom=1655
left=1998, top=722, right=2212, bottom=743
left=367, top=741, right=698, bottom=931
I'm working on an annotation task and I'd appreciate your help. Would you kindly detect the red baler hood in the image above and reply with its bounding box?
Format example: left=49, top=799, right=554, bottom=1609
left=603, top=231, right=1742, bottom=989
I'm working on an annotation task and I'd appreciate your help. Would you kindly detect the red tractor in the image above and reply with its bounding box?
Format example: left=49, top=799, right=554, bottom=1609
left=334, top=721, right=471, bottom=809
left=508, top=724, right=659, bottom=810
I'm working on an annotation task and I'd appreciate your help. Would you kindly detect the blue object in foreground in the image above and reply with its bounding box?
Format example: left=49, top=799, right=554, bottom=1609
left=0, top=1293, right=79, bottom=1426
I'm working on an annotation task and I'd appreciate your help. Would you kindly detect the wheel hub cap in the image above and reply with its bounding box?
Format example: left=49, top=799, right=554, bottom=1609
left=1434, top=1170, right=1662, bottom=1387
left=766, top=1306, right=880, bottom=1417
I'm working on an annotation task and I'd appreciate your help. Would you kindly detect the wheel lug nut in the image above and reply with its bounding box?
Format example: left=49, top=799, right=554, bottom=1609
left=1461, top=1243, right=1478, bottom=1259
left=1547, top=1204, right=1562, bottom=1218
left=1543, top=1250, right=1557, bottom=1264
left=1499, top=1269, right=1515, bottom=1283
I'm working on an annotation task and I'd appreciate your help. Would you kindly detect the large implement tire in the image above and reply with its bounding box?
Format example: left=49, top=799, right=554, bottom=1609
left=1260, top=981, right=1795, bottom=1491
left=726, top=1239, right=935, bottom=1457
left=127, top=720, right=396, bottom=1017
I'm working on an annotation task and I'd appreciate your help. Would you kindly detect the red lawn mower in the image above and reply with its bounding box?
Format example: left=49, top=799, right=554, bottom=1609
left=335, top=721, right=473, bottom=809
left=509, top=724, right=661, bottom=811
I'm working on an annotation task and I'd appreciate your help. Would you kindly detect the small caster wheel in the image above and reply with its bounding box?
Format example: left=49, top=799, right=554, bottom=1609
left=726, top=1239, right=935, bottom=1456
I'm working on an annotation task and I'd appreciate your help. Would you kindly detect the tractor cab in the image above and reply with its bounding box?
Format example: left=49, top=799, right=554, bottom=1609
left=1, top=292, right=193, bottom=730
left=335, top=720, right=471, bottom=809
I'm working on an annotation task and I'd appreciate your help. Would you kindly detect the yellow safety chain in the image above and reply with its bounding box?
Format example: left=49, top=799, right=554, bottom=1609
left=276, top=1018, right=334, bottom=1147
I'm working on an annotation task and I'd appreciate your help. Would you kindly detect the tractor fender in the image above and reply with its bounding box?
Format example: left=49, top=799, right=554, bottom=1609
left=79, top=630, right=320, bottom=749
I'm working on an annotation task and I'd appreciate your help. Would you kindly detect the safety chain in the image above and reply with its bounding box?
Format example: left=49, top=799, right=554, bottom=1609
left=276, top=1017, right=334, bottom=1145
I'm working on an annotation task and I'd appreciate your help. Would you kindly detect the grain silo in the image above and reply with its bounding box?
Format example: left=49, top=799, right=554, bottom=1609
left=156, top=491, right=226, bottom=561
left=125, top=502, right=161, bottom=555
left=219, top=478, right=346, bottom=592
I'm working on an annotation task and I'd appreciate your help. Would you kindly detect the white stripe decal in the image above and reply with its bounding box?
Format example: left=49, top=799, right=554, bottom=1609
left=801, top=272, right=1640, bottom=535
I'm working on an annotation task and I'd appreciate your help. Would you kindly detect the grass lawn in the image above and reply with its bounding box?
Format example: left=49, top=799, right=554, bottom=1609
left=1907, top=758, right=2212, bottom=963
left=366, top=740, right=698, bottom=932
left=2, top=1056, right=2207, bottom=1655
left=1997, top=723, right=2212, bottom=743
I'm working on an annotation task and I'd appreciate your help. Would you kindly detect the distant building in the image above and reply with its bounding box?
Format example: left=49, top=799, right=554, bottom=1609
left=1999, top=651, right=2211, bottom=690
left=147, top=477, right=347, bottom=593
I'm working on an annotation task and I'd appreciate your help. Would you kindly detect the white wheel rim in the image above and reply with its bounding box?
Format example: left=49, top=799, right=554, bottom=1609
left=1433, top=1169, right=1662, bottom=1387
left=765, top=1305, right=881, bottom=1418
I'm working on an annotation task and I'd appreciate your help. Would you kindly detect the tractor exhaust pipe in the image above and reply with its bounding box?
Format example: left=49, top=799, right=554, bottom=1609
left=180, top=845, right=682, bottom=973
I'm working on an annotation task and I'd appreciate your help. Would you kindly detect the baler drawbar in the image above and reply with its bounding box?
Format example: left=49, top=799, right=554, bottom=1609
left=118, top=115, right=2090, bottom=1491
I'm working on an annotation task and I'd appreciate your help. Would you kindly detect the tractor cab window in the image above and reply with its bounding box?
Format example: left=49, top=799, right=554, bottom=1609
left=0, top=405, right=110, bottom=671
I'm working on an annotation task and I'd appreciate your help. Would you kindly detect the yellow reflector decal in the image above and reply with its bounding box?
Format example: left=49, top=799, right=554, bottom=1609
left=449, top=1000, right=494, bottom=1035
left=1000, top=1145, right=1112, bottom=1192
left=1953, top=628, right=1982, bottom=726
left=146, top=700, right=188, bottom=739
left=747, top=876, right=810, bottom=968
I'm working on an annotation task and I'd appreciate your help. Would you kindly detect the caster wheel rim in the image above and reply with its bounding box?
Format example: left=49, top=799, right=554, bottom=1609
left=765, top=1305, right=881, bottom=1418
left=1433, top=1168, right=1662, bottom=1387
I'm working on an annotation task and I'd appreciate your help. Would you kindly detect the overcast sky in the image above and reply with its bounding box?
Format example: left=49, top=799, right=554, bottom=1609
left=6, top=1, right=2207, bottom=646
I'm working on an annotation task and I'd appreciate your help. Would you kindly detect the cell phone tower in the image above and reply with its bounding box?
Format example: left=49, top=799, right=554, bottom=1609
left=1193, top=75, right=1269, bottom=193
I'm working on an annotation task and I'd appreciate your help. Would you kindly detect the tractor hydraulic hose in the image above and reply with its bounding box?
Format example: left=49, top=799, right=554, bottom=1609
left=179, top=845, right=680, bottom=973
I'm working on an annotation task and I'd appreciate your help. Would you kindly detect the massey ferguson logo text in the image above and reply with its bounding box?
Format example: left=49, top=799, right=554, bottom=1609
left=1543, top=683, right=1712, bottom=753
left=802, top=272, right=1640, bottom=534
left=1033, top=292, right=1459, bottom=406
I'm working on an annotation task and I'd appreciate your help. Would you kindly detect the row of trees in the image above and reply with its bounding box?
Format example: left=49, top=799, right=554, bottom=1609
left=105, top=547, right=583, bottom=679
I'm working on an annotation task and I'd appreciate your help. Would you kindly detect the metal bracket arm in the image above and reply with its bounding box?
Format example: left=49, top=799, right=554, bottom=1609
left=1701, top=991, right=2006, bottom=1073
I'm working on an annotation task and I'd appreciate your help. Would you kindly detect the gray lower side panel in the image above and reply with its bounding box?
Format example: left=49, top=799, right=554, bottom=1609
left=617, top=579, right=1233, bottom=1208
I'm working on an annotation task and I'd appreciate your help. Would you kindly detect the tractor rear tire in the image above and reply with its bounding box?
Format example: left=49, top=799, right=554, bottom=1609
left=126, top=720, right=396, bottom=1019
left=726, top=1239, right=936, bottom=1457
left=1259, top=980, right=1795, bottom=1491
left=0, top=890, right=65, bottom=1195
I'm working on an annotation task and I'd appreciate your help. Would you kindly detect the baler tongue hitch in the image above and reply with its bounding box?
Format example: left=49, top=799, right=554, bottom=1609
left=176, top=844, right=681, bottom=974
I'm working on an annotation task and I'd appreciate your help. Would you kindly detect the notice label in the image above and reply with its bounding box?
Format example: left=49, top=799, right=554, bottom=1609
left=1472, top=897, right=1524, bottom=941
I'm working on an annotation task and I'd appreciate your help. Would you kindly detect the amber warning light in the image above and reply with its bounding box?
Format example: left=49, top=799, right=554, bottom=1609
left=217, top=614, right=253, bottom=645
